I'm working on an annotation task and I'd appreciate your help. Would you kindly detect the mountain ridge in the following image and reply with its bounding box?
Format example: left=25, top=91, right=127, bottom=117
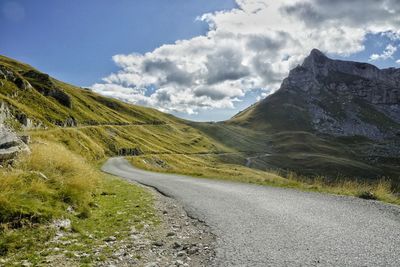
left=230, top=49, right=400, bottom=141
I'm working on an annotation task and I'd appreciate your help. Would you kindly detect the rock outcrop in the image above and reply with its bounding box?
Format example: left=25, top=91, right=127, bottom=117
left=281, top=49, right=400, bottom=140
left=1, top=64, right=72, bottom=108
left=0, top=65, right=32, bottom=90
left=0, top=123, right=29, bottom=162
left=22, top=70, right=72, bottom=108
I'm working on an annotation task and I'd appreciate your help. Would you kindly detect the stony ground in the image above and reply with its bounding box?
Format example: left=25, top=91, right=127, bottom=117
left=35, top=184, right=216, bottom=267
left=96, top=185, right=216, bottom=267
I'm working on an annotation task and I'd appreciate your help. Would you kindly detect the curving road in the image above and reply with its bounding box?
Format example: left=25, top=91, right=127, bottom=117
left=102, top=157, right=400, bottom=267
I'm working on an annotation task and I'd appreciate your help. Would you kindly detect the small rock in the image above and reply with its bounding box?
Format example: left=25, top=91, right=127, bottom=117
left=172, top=242, right=183, bottom=250
left=152, top=241, right=164, bottom=247
left=66, top=206, right=75, bottom=213
left=177, top=251, right=186, bottom=257
left=145, top=262, right=158, bottom=267
left=187, top=247, right=199, bottom=255
left=175, top=260, right=184, bottom=266
left=167, top=232, right=176, bottom=237
left=52, top=219, right=71, bottom=230
left=104, top=236, right=117, bottom=242
left=21, top=260, right=31, bottom=267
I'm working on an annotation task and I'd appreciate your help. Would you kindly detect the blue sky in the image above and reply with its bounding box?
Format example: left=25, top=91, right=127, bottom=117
left=1, top=0, right=399, bottom=121
left=0, top=0, right=236, bottom=85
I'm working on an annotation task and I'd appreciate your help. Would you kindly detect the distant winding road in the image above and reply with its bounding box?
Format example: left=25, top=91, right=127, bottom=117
left=102, top=157, right=400, bottom=267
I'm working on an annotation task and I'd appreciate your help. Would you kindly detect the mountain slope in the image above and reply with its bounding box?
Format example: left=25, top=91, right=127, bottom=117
left=0, top=55, right=232, bottom=161
left=0, top=55, right=178, bottom=128
left=230, top=49, right=400, bottom=138
left=195, top=50, right=400, bottom=185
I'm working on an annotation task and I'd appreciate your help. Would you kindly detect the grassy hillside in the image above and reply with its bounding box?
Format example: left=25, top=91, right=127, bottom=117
left=0, top=56, right=177, bottom=128
left=228, top=89, right=313, bottom=132
left=189, top=122, right=395, bottom=182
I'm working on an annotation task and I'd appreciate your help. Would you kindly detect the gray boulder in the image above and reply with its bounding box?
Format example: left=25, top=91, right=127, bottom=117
left=0, top=124, right=29, bottom=162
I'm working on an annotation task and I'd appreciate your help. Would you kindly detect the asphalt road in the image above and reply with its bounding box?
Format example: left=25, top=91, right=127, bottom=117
left=102, top=157, right=400, bottom=267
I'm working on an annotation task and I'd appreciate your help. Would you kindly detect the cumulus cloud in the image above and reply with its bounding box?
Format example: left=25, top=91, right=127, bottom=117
left=369, top=44, right=398, bottom=61
left=396, top=59, right=400, bottom=65
left=92, top=0, right=400, bottom=114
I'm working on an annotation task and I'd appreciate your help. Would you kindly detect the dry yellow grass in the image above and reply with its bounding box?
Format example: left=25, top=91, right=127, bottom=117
left=0, top=141, right=100, bottom=227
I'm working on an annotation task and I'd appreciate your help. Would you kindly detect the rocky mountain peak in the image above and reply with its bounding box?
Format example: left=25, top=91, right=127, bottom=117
left=278, top=49, right=400, bottom=140
left=298, top=49, right=400, bottom=85
left=284, top=49, right=400, bottom=94
left=301, top=48, right=329, bottom=71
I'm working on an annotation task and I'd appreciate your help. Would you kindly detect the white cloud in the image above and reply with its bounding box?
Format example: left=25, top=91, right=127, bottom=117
left=382, top=31, right=400, bottom=41
left=396, top=59, right=400, bottom=65
left=92, top=0, right=400, bottom=114
left=369, top=44, right=398, bottom=61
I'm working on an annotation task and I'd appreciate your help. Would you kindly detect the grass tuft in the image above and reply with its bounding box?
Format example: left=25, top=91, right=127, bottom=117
left=0, top=141, right=100, bottom=228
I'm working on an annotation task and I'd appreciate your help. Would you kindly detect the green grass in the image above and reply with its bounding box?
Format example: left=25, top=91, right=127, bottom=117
left=29, top=123, right=231, bottom=162
left=0, top=173, right=156, bottom=265
left=191, top=122, right=390, bottom=180
left=227, top=89, right=313, bottom=132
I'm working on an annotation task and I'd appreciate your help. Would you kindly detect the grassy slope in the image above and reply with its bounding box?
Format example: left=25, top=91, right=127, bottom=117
left=200, top=85, right=399, bottom=187
left=0, top=55, right=176, bottom=127
left=190, top=122, right=386, bottom=180
left=0, top=142, right=155, bottom=265
left=1, top=54, right=399, bottom=191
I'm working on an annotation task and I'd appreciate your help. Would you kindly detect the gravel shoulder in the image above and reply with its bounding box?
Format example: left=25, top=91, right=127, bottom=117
left=98, top=182, right=216, bottom=267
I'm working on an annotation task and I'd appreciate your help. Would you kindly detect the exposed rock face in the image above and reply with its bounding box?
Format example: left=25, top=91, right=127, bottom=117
left=0, top=65, right=32, bottom=90
left=1, top=64, right=71, bottom=108
left=0, top=123, right=29, bottom=162
left=117, top=147, right=143, bottom=156
left=0, top=102, right=36, bottom=129
left=0, top=102, right=30, bottom=162
left=281, top=49, right=400, bottom=140
left=63, top=117, right=77, bottom=127
left=22, top=70, right=72, bottom=108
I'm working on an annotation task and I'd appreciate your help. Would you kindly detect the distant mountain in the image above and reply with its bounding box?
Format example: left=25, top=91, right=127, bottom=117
left=230, top=49, right=400, bottom=140
left=191, top=50, right=400, bottom=184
